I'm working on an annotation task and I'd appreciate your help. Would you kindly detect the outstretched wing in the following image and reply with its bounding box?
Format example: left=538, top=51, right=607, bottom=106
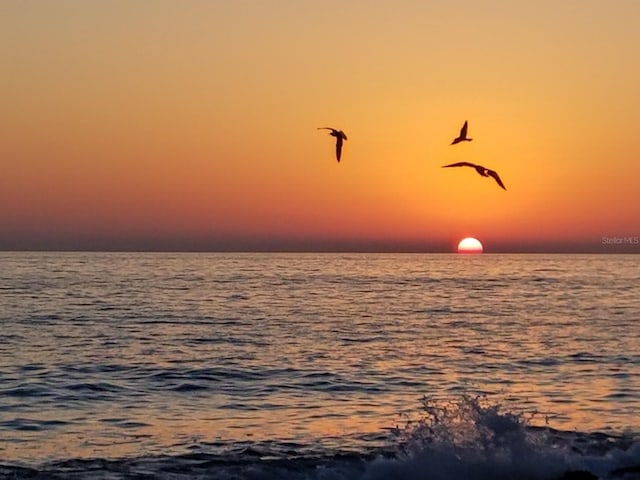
left=460, top=121, right=468, bottom=138
left=487, top=169, right=506, bottom=190
left=318, top=127, right=336, bottom=134
left=335, top=136, right=343, bottom=162
left=442, top=162, right=476, bottom=168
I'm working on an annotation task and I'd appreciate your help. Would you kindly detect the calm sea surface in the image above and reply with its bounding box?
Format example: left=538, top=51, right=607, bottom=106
left=0, top=253, right=638, bottom=479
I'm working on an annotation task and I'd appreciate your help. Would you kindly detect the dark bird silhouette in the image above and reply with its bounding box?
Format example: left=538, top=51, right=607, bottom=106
left=442, top=162, right=506, bottom=190
left=318, top=127, right=348, bottom=162
left=450, top=121, right=472, bottom=145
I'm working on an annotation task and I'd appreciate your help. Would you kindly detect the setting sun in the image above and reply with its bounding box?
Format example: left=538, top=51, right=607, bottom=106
left=457, top=237, right=483, bottom=254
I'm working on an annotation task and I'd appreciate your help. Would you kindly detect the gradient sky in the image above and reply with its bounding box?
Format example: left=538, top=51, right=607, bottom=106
left=2, top=1, right=639, bottom=252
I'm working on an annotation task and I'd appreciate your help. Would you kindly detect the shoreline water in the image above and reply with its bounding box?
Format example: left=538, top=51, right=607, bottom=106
left=1, top=252, right=638, bottom=478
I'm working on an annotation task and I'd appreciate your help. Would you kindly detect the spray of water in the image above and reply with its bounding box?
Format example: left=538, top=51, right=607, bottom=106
left=365, top=395, right=574, bottom=480
left=393, top=395, right=540, bottom=459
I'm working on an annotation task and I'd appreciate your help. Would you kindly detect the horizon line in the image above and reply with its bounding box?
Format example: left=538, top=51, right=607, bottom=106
left=1, top=248, right=638, bottom=255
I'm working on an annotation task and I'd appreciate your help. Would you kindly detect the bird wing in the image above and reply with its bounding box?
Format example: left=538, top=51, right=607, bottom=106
left=487, top=169, right=506, bottom=190
left=335, top=136, right=343, bottom=162
left=318, top=127, right=336, bottom=133
left=460, top=121, right=468, bottom=138
left=442, top=162, right=477, bottom=168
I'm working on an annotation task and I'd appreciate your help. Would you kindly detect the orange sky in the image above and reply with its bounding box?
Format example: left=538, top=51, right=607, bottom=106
left=2, top=1, right=639, bottom=252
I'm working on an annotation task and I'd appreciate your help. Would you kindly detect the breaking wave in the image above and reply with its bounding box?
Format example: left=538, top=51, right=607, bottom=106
left=1, top=395, right=638, bottom=480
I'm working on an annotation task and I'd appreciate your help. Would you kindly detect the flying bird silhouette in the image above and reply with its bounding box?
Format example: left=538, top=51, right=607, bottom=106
left=450, top=121, right=472, bottom=145
left=318, top=127, right=348, bottom=162
left=442, top=162, right=506, bottom=190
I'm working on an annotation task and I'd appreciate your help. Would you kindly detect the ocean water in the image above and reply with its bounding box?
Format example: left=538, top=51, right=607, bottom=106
left=0, top=252, right=638, bottom=479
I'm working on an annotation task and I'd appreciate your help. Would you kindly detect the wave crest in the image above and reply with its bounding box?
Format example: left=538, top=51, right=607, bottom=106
left=374, top=395, right=580, bottom=480
left=393, top=395, right=538, bottom=458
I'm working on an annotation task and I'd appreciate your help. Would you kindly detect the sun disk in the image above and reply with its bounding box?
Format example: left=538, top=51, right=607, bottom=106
left=457, top=237, right=483, bottom=253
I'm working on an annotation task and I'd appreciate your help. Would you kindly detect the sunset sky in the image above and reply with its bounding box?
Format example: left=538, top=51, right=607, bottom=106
left=2, top=1, right=639, bottom=252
